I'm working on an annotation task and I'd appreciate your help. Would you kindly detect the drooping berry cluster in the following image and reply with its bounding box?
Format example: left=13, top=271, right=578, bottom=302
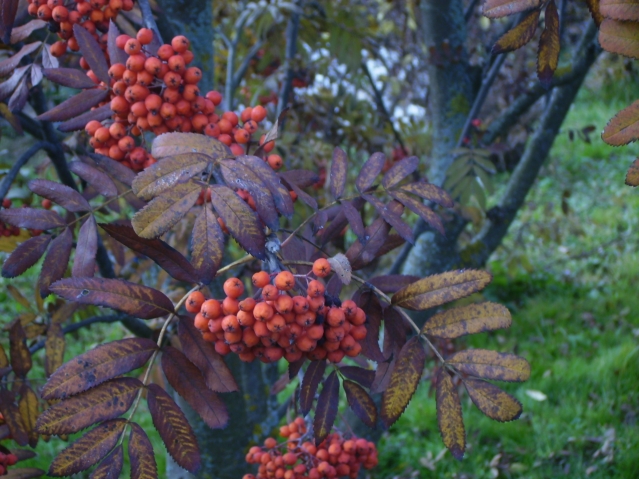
left=85, top=28, right=279, bottom=170
left=185, top=259, right=367, bottom=364
left=243, top=417, right=378, bottom=479
left=27, top=0, right=134, bottom=57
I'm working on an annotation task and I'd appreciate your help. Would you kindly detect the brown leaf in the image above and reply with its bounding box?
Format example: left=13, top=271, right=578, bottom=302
left=10, top=322, right=32, bottom=377
left=209, top=185, right=266, bottom=260
left=151, top=132, right=232, bottom=159
left=1, top=0, right=20, bottom=43
left=69, top=161, right=118, bottom=197
left=190, top=207, right=225, bottom=284
left=356, top=291, right=385, bottom=362
left=288, top=357, right=306, bottom=380
left=391, top=269, right=492, bottom=311
left=42, top=67, right=97, bottom=89
left=58, top=103, right=113, bottom=132
left=132, top=181, right=201, bottom=239
left=341, top=200, right=367, bottom=243
left=463, top=377, right=522, bottom=422
left=399, top=181, right=454, bottom=208
left=36, top=378, right=142, bottom=435
left=89, top=153, right=136, bottom=187
left=492, top=10, right=539, bottom=54
left=389, top=190, right=445, bottom=235
left=28, top=179, right=90, bottom=212
left=380, top=336, right=426, bottom=428
left=37, top=88, right=109, bottom=122
left=368, top=198, right=414, bottom=244
left=482, top=0, right=540, bottom=18
left=237, top=155, right=294, bottom=217
left=107, top=21, right=127, bottom=66
left=41, top=338, right=157, bottom=400
left=177, top=317, right=238, bottom=393
left=537, top=0, right=559, bottom=87
left=18, top=385, right=39, bottom=447
left=300, top=360, right=327, bottom=415
left=0, top=208, right=66, bottom=230
left=161, top=346, right=228, bottom=429
left=279, top=169, right=319, bottom=188
left=220, top=159, right=279, bottom=230
left=586, top=0, right=604, bottom=26
left=626, top=158, right=639, bottom=186
left=9, top=19, right=47, bottom=44
left=356, top=152, right=386, bottom=193
left=346, top=215, right=390, bottom=270
left=0, top=42, right=41, bottom=77
left=599, top=18, right=639, bottom=59
left=600, top=0, right=639, bottom=20
left=4, top=467, right=47, bottom=478
left=73, top=24, right=109, bottom=83
left=50, top=277, right=174, bottom=319
left=602, top=100, right=639, bottom=146
left=381, top=156, right=419, bottom=189
left=48, top=419, right=127, bottom=477
left=147, top=384, right=200, bottom=473
left=2, top=234, right=51, bottom=278
left=100, top=222, right=198, bottom=284
left=0, top=390, right=29, bottom=446
left=448, top=349, right=530, bottom=382
left=72, top=216, right=97, bottom=277
left=313, top=371, right=340, bottom=445
left=343, top=380, right=377, bottom=428
left=422, top=302, right=511, bottom=339
left=339, top=366, right=375, bottom=389
left=129, top=422, right=158, bottom=479
left=132, top=153, right=210, bottom=200
left=89, top=444, right=123, bottom=479
left=436, top=369, right=465, bottom=460
left=38, top=228, right=72, bottom=298
left=45, top=322, right=65, bottom=377
left=330, top=147, right=348, bottom=198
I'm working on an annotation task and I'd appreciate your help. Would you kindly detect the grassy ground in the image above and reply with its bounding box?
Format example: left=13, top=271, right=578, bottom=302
left=373, top=59, right=639, bottom=478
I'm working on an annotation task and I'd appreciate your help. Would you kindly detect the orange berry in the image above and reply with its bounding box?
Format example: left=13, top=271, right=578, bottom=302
left=171, top=35, right=190, bottom=53
left=307, top=324, right=324, bottom=340
left=312, top=258, right=331, bottom=278
left=50, top=41, right=67, bottom=57
left=267, top=154, right=283, bottom=170
left=274, top=271, right=295, bottom=291
left=201, top=299, right=222, bottom=319
left=244, top=119, right=258, bottom=134
left=186, top=291, right=205, bottom=313
left=184, top=66, right=202, bottom=84
left=264, top=437, right=277, bottom=449
left=274, top=295, right=294, bottom=314
left=194, top=313, right=208, bottom=331
left=222, top=296, right=240, bottom=315
left=136, top=27, right=153, bottom=45
left=206, top=90, right=223, bottom=105
left=126, top=53, right=146, bottom=72
left=252, top=271, right=270, bottom=288
left=230, top=143, right=245, bottom=156
left=351, top=307, right=366, bottom=326
left=307, top=280, right=325, bottom=298
left=223, top=277, right=244, bottom=299
left=234, top=128, right=250, bottom=144
left=239, top=297, right=256, bottom=312
left=240, top=107, right=253, bottom=123
left=351, top=324, right=367, bottom=340
left=51, top=5, right=68, bottom=21
left=168, top=54, right=186, bottom=73
left=253, top=302, right=275, bottom=322
left=222, top=111, right=239, bottom=127
left=125, top=38, right=142, bottom=54
left=251, top=105, right=267, bottom=122
left=327, top=307, right=345, bottom=327
left=221, top=314, right=240, bottom=333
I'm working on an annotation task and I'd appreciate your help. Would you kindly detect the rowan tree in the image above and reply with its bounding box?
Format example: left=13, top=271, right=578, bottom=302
left=0, top=0, right=636, bottom=478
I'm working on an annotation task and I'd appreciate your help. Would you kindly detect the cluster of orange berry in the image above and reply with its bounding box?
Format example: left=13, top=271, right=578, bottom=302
left=185, top=259, right=367, bottom=364
left=243, top=417, right=378, bottom=479
left=27, top=0, right=134, bottom=57
left=84, top=28, right=279, bottom=171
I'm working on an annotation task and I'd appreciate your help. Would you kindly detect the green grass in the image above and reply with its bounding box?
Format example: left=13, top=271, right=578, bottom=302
left=373, top=61, right=639, bottom=478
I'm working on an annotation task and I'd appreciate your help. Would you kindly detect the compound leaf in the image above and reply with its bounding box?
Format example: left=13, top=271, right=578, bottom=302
left=463, top=377, right=523, bottom=422
left=129, top=422, right=158, bottom=479
left=602, top=99, right=639, bottom=146
left=1, top=234, right=51, bottom=278
left=380, top=336, right=426, bottom=428
left=190, top=207, right=225, bottom=284
left=343, top=380, right=377, bottom=428
left=48, top=419, right=126, bottom=477
left=132, top=153, right=210, bottom=201
left=89, top=444, right=123, bottom=479
left=537, top=0, right=560, bottom=87
left=422, top=302, right=511, bottom=338
left=381, top=156, right=418, bottom=189
left=0, top=208, right=65, bottom=230
left=147, top=384, right=200, bottom=473
left=492, top=10, right=539, bottom=54
left=448, top=349, right=530, bottom=382
left=38, top=228, right=73, bottom=298
left=50, top=277, right=175, bottom=319
left=36, top=378, right=142, bottom=435
left=300, top=360, right=327, bottom=415
left=392, top=270, right=492, bottom=310
left=151, top=132, right=232, bottom=159
left=313, top=371, right=339, bottom=445
left=599, top=18, right=639, bottom=59
left=41, top=338, right=156, bottom=400
left=356, top=152, right=386, bottom=193
left=330, top=147, right=348, bottom=198
left=72, top=216, right=98, bottom=278
left=436, top=369, right=465, bottom=460
left=483, top=0, right=540, bottom=18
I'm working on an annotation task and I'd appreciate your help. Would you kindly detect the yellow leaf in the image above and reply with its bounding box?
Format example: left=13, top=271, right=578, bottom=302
left=422, top=302, right=512, bottom=338
left=447, top=349, right=530, bottom=382
left=537, top=0, right=560, bottom=86
left=463, top=377, right=523, bottom=422
left=436, top=369, right=465, bottom=460
left=492, top=10, right=539, bottom=54
left=392, top=270, right=492, bottom=311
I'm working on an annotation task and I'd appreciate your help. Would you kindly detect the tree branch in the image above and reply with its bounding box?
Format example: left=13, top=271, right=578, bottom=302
left=277, top=2, right=303, bottom=119
left=0, top=141, right=53, bottom=202
left=361, top=61, right=407, bottom=154
left=232, top=38, right=265, bottom=92
left=465, top=23, right=600, bottom=267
